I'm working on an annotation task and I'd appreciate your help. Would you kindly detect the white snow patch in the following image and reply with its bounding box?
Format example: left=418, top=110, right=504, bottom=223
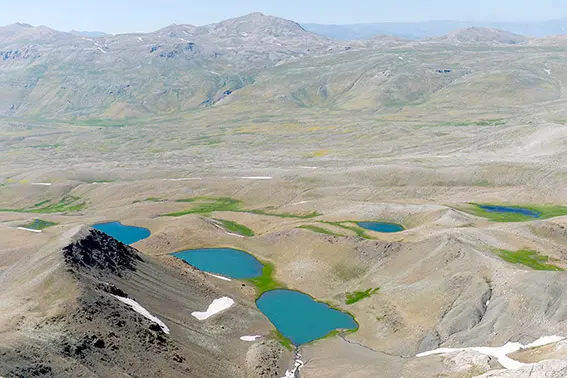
left=112, top=295, right=170, bottom=334
left=31, top=182, right=51, bottom=186
left=240, top=176, right=272, bottom=180
left=137, top=37, right=143, bottom=42
left=292, top=200, right=311, bottom=205
left=282, top=352, right=303, bottom=378
left=164, top=178, right=202, bottom=181
left=17, top=227, right=42, bottom=233
left=226, top=232, right=245, bottom=238
left=97, top=47, right=107, bottom=54
left=525, top=335, right=565, bottom=349
left=240, top=335, right=262, bottom=341
left=417, top=335, right=565, bottom=370
left=205, top=272, right=232, bottom=281
left=191, top=297, right=234, bottom=321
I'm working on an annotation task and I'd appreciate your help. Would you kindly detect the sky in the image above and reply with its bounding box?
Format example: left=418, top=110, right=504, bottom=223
left=1, top=0, right=566, bottom=34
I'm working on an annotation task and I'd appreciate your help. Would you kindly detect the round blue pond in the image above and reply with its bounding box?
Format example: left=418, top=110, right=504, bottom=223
left=172, top=248, right=264, bottom=279
left=92, top=222, right=151, bottom=245
left=477, top=205, right=541, bottom=218
left=357, top=222, right=404, bottom=233
left=256, top=289, right=358, bottom=345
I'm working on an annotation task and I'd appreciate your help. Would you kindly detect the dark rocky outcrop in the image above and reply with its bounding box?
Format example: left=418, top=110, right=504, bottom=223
left=62, top=228, right=143, bottom=277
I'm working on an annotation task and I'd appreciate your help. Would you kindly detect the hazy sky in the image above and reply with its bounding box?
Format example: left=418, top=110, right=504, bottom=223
left=2, top=0, right=566, bottom=34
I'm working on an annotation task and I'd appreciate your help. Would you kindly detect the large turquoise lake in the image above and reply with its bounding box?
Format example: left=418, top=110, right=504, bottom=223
left=358, top=222, right=404, bottom=233
left=172, top=248, right=264, bottom=279
left=477, top=205, right=541, bottom=218
left=256, top=289, right=358, bottom=345
left=92, top=222, right=151, bottom=245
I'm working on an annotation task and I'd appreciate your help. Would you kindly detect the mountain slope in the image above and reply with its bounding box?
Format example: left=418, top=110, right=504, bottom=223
left=430, top=27, right=529, bottom=45
left=0, top=23, right=75, bottom=44
left=0, top=14, right=566, bottom=121
left=0, top=13, right=361, bottom=119
left=0, top=226, right=288, bottom=378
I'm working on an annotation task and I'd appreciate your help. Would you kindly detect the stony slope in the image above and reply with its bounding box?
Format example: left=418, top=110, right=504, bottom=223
left=0, top=226, right=288, bottom=378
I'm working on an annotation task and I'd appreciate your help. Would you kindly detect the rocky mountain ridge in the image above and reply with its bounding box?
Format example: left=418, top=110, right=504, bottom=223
left=0, top=226, right=285, bottom=378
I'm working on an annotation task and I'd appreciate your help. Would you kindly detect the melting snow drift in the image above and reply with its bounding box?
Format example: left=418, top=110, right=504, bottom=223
left=240, top=335, right=262, bottom=341
left=205, top=272, right=232, bottom=281
left=417, top=335, right=565, bottom=370
left=112, top=295, right=170, bottom=334
left=192, top=297, right=234, bottom=320
left=17, top=227, right=42, bottom=233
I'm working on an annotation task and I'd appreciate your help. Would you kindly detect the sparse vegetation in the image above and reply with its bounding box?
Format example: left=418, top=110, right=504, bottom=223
left=0, top=196, right=86, bottom=214
left=166, top=197, right=242, bottom=216
left=32, top=200, right=51, bottom=208
left=306, top=149, right=329, bottom=158
left=493, top=249, right=563, bottom=271
left=319, top=221, right=372, bottom=239
left=20, top=219, right=58, bottom=230
left=270, top=330, right=293, bottom=350
left=333, top=263, right=367, bottom=281
left=30, top=196, right=87, bottom=213
left=318, top=326, right=358, bottom=342
left=416, top=119, right=507, bottom=128
left=247, top=209, right=321, bottom=219
left=164, top=196, right=321, bottom=219
left=214, top=218, right=255, bottom=236
left=466, top=203, right=567, bottom=222
left=298, top=225, right=345, bottom=236
left=247, top=262, right=284, bottom=295
left=345, top=288, right=379, bottom=305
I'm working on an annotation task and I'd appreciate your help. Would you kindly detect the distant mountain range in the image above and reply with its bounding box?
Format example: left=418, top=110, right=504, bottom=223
left=302, top=19, right=567, bottom=40
left=71, top=30, right=108, bottom=38
left=1, top=13, right=566, bottom=120
left=43, top=19, right=567, bottom=41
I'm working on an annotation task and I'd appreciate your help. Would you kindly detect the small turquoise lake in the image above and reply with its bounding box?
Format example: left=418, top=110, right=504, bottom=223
left=358, top=222, right=404, bottom=233
left=172, top=248, right=264, bottom=279
left=477, top=205, right=541, bottom=218
left=92, top=222, right=151, bottom=245
left=256, top=290, right=358, bottom=345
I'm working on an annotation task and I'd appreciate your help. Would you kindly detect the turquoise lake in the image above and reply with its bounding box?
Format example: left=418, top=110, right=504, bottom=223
left=477, top=205, right=541, bottom=218
left=357, top=222, right=404, bottom=233
left=172, top=248, right=264, bottom=279
left=92, top=222, right=151, bottom=245
left=256, top=289, right=358, bottom=345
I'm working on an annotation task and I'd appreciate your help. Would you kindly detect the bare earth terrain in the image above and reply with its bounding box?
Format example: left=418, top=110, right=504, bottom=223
left=3, top=13, right=567, bottom=378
